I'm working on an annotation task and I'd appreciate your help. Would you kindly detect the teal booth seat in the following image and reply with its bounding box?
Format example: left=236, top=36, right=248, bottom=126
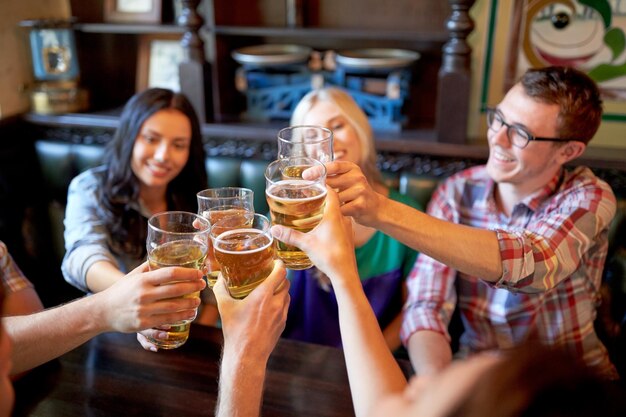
left=398, top=172, right=440, bottom=210
left=35, top=141, right=106, bottom=264
left=205, top=157, right=270, bottom=214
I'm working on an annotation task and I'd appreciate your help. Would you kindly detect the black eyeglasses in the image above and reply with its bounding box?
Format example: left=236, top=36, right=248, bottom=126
left=485, top=107, right=568, bottom=149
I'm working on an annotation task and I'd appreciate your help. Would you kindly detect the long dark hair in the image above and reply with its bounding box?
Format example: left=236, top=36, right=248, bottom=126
left=101, top=88, right=207, bottom=258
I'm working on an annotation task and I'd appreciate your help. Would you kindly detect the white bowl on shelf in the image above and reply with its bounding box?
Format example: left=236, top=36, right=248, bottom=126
left=335, top=48, right=420, bottom=69
left=231, top=44, right=312, bottom=66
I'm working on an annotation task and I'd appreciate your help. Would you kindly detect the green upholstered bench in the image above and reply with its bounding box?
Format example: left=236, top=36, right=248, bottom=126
left=35, top=141, right=106, bottom=264
left=205, top=157, right=270, bottom=214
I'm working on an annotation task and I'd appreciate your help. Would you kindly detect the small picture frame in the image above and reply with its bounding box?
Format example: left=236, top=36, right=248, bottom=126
left=136, top=34, right=185, bottom=92
left=104, top=0, right=162, bottom=24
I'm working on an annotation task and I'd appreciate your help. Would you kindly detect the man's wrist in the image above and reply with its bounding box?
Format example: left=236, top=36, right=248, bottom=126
left=217, top=345, right=268, bottom=417
left=221, top=346, right=269, bottom=383
left=223, top=339, right=272, bottom=367
left=64, top=292, right=109, bottom=337
left=371, top=192, right=392, bottom=229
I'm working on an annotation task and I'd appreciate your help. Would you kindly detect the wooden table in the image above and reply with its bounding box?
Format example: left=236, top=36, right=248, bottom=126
left=11, top=324, right=412, bottom=416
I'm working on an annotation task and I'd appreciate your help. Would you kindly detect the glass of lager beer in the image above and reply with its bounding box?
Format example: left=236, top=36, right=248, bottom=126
left=211, top=213, right=275, bottom=299
left=197, top=187, right=255, bottom=287
left=265, top=156, right=327, bottom=270
left=146, top=211, right=210, bottom=349
left=277, top=125, right=334, bottom=163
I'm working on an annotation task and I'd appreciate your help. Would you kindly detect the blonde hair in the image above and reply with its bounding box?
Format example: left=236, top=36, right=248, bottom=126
left=290, top=87, right=382, bottom=185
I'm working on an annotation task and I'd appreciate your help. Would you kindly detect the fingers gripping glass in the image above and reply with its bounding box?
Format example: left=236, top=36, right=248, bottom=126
left=485, top=107, right=568, bottom=149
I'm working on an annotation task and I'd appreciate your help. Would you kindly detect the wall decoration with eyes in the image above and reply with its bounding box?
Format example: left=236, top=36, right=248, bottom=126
left=519, top=0, right=626, bottom=94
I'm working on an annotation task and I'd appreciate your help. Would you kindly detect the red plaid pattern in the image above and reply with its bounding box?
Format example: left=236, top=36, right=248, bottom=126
left=401, top=166, right=618, bottom=379
left=0, top=241, right=33, bottom=294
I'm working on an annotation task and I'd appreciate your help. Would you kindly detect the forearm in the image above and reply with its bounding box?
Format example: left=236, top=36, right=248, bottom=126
left=216, top=350, right=267, bottom=417
left=382, top=312, right=403, bottom=352
left=406, top=330, right=452, bottom=376
left=86, top=261, right=126, bottom=293
left=375, top=199, right=503, bottom=281
left=3, top=295, right=107, bottom=374
left=333, top=276, right=407, bottom=417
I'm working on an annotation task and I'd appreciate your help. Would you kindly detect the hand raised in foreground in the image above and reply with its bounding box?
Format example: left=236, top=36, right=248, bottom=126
left=214, top=260, right=290, bottom=361
left=270, top=187, right=359, bottom=289
left=92, top=262, right=205, bottom=351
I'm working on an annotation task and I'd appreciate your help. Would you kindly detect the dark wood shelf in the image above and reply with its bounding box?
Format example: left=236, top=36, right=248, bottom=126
left=23, top=112, right=436, bottom=144
left=74, top=23, right=185, bottom=35
left=209, top=26, right=448, bottom=54
left=24, top=112, right=120, bottom=129
left=213, top=25, right=448, bottom=42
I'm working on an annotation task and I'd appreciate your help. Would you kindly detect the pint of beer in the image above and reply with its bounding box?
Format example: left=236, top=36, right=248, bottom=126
left=265, top=157, right=327, bottom=270
left=146, top=211, right=210, bottom=349
left=197, top=187, right=255, bottom=286
left=211, top=213, right=274, bottom=299
left=277, top=125, right=334, bottom=163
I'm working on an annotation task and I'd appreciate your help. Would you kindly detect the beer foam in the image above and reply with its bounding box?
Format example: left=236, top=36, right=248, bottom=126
left=266, top=180, right=327, bottom=203
left=214, top=228, right=273, bottom=254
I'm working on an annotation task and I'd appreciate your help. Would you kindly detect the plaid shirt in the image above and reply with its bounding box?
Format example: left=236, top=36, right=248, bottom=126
left=0, top=241, right=33, bottom=294
left=401, top=165, right=618, bottom=379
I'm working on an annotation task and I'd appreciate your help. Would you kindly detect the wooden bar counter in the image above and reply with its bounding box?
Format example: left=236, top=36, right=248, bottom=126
left=12, top=324, right=408, bottom=417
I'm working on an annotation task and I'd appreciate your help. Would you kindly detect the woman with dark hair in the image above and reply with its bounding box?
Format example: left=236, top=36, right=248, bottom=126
left=61, top=88, right=207, bottom=294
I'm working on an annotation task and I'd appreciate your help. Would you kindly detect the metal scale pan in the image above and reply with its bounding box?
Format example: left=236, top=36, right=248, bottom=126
left=335, top=48, right=420, bottom=71
left=232, top=44, right=312, bottom=67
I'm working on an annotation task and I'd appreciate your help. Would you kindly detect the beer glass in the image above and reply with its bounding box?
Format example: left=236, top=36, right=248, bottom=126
left=211, top=213, right=274, bottom=299
left=265, top=156, right=327, bottom=270
left=146, top=211, right=210, bottom=349
left=277, top=125, right=334, bottom=163
left=197, top=187, right=255, bottom=286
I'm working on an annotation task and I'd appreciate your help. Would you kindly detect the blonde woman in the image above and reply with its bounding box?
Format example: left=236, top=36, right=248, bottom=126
left=284, top=87, right=422, bottom=351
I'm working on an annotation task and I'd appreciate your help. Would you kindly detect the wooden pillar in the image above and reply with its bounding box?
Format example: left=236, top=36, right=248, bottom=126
left=178, top=0, right=208, bottom=123
left=435, top=0, right=475, bottom=144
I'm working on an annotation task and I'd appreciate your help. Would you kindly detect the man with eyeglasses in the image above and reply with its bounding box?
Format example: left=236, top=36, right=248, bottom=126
left=316, top=66, right=618, bottom=379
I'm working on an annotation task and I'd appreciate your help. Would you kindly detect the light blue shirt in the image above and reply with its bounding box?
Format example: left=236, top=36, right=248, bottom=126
left=61, top=166, right=147, bottom=292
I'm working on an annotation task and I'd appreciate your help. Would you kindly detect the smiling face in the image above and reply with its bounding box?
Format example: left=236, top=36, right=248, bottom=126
left=369, top=353, right=500, bottom=417
left=485, top=83, right=568, bottom=199
left=130, top=109, right=192, bottom=195
left=301, top=100, right=364, bottom=166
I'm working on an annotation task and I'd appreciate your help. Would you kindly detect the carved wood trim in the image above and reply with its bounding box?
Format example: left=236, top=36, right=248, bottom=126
left=435, top=0, right=476, bottom=144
